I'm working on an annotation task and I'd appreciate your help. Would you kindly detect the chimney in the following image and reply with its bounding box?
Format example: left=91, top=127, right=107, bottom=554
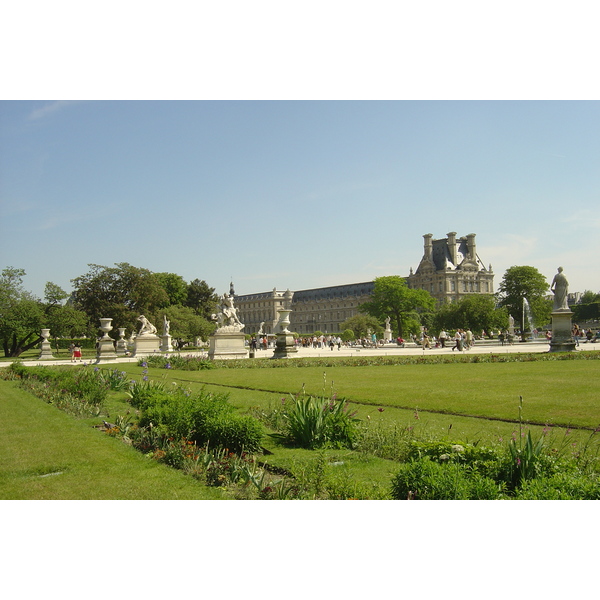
left=447, top=232, right=457, bottom=265
left=423, top=233, right=433, bottom=261
left=466, top=233, right=476, bottom=261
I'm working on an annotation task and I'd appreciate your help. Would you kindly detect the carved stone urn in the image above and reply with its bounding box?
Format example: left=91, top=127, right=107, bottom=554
left=99, top=318, right=113, bottom=339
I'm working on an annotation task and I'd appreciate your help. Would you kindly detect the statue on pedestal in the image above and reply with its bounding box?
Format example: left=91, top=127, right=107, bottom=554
left=551, top=267, right=569, bottom=311
left=138, top=315, right=157, bottom=336
left=209, top=292, right=247, bottom=360
left=211, top=294, right=244, bottom=332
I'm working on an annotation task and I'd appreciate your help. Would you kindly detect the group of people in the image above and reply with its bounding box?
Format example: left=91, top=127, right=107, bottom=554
left=415, top=329, right=475, bottom=351
left=572, top=325, right=600, bottom=346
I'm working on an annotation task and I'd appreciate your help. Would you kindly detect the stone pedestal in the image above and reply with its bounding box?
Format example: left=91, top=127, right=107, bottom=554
left=133, top=334, right=161, bottom=357
left=272, top=333, right=298, bottom=359
left=38, top=329, right=54, bottom=360
left=208, top=331, right=248, bottom=360
left=96, top=319, right=117, bottom=362
left=116, top=328, right=128, bottom=355
left=96, top=338, right=117, bottom=361
left=160, top=334, right=174, bottom=352
left=549, top=310, right=576, bottom=353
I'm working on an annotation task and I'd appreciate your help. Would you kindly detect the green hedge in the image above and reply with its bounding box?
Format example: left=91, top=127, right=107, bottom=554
left=51, top=338, right=98, bottom=350
left=129, top=383, right=263, bottom=453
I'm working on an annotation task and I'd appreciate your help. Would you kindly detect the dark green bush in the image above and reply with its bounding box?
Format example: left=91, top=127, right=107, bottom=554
left=390, top=458, right=502, bottom=500
left=53, top=338, right=97, bottom=350
left=133, top=386, right=263, bottom=454
left=515, top=472, right=600, bottom=500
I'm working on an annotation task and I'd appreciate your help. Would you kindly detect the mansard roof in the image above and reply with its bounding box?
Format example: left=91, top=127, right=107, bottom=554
left=292, top=281, right=375, bottom=302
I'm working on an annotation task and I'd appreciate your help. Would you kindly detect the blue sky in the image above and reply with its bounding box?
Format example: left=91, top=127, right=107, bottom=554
left=1, top=100, right=599, bottom=299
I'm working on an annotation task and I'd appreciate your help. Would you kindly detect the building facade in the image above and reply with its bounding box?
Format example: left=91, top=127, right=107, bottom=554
left=234, top=232, right=494, bottom=335
left=234, top=288, right=294, bottom=335
left=288, top=282, right=375, bottom=334
left=407, top=232, right=494, bottom=304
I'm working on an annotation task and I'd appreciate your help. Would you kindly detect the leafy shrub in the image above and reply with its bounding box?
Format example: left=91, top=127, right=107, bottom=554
left=282, top=396, right=360, bottom=449
left=390, top=458, right=502, bottom=500
left=126, top=378, right=169, bottom=409
left=140, top=354, right=215, bottom=371
left=130, top=384, right=263, bottom=453
left=515, top=472, right=600, bottom=499
left=97, top=368, right=130, bottom=391
left=7, top=363, right=109, bottom=406
left=408, top=439, right=503, bottom=479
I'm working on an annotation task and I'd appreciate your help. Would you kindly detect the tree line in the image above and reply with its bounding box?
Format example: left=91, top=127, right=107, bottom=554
left=0, top=263, right=219, bottom=357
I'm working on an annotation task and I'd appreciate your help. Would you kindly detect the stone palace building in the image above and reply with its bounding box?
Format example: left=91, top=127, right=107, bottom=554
left=234, top=232, right=494, bottom=335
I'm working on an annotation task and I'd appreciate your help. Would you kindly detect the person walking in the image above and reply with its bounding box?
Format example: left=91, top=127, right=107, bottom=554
left=72, top=343, right=82, bottom=362
left=439, top=330, right=448, bottom=348
left=465, top=329, right=473, bottom=350
left=452, top=330, right=463, bottom=351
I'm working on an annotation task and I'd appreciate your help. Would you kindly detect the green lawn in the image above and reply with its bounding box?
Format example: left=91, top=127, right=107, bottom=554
left=3, top=356, right=600, bottom=499
left=136, top=360, right=600, bottom=429
left=0, top=380, right=226, bottom=499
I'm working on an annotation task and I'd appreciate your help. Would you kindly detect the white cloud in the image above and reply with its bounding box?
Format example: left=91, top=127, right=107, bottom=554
left=562, top=209, right=600, bottom=229
left=28, top=101, right=78, bottom=121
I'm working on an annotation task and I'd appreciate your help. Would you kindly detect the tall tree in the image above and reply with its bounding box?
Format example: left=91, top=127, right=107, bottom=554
left=495, top=266, right=550, bottom=335
left=339, top=314, right=383, bottom=339
left=432, top=294, right=507, bottom=335
left=359, top=276, right=436, bottom=337
left=43, top=282, right=90, bottom=338
left=155, top=272, right=188, bottom=307
left=71, top=263, right=169, bottom=333
left=0, top=267, right=45, bottom=357
left=186, top=279, right=219, bottom=318
left=161, top=305, right=216, bottom=346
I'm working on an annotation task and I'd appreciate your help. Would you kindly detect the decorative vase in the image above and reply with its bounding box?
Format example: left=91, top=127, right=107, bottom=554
left=277, top=309, right=292, bottom=334
left=99, top=318, right=113, bottom=339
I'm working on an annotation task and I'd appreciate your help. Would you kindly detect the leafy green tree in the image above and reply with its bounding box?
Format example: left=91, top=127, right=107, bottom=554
left=42, top=281, right=91, bottom=339
left=71, top=263, right=169, bottom=333
left=496, top=266, right=550, bottom=335
left=44, top=281, right=69, bottom=305
left=341, top=329, right=355, bottom=342
left=339, top=314, right=383, bottom=339
left=0, top=267, right=45, bottom=357
left=155, top=272, right=188, bottom=307
left=161, top=305, right=215, bottom=346
left=579, top=290, right=600, bottom=304
left=186, top=279, right=219, bottom=318
left=359, top=276, right=436, bottom=337
left=432, top=295, right=507, bottom=335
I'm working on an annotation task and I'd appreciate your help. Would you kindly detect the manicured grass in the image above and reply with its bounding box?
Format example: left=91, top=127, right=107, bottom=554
left=131, top=360, right=600, bottom=429
left=0, top=380, right=226, bottom=499
left=4, top=355, right=600, bottom=499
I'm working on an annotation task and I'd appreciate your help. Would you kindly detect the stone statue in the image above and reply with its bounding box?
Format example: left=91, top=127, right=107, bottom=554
left=211, top=293, right=244, bottom=331
left=258, top=321, right=265, bottom=335
left=137, top=315, right=157, bottom=336
left=163, top=315, right=170, bottom=335
left=551, top=267, right=569, bottom=311
left=385, top=316, right=391, bottom=331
